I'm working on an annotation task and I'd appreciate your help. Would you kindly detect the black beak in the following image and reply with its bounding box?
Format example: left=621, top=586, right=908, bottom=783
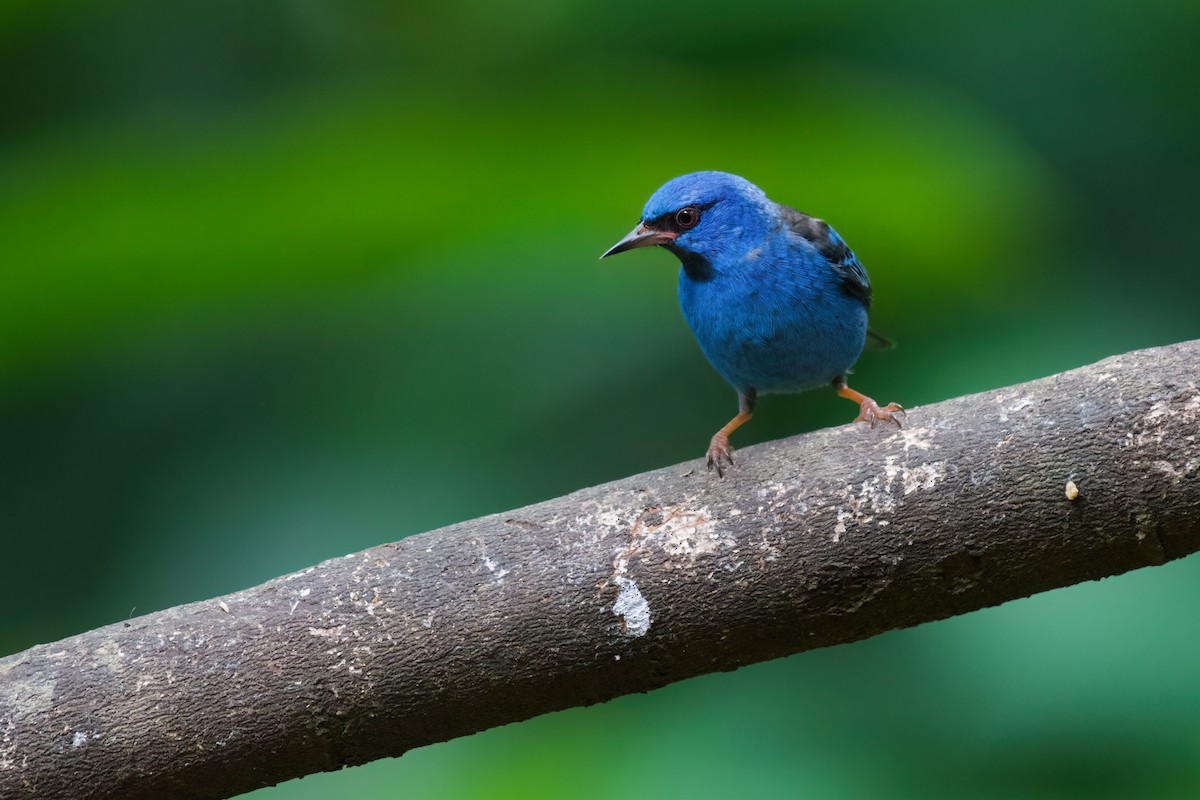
left=600, top=223, right=677, bottom=259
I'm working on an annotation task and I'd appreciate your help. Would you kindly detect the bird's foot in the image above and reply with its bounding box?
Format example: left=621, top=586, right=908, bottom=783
left=706, top=433, right=735, bottom=477
left=854, top=398, right=905, bottom=428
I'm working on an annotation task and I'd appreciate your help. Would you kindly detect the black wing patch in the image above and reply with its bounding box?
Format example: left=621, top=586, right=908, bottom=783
left=778, top=204, right=872, bottom=310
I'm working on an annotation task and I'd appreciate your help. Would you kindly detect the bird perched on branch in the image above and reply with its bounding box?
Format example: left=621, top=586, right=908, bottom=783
left=602, top=171, right=901, bottom=476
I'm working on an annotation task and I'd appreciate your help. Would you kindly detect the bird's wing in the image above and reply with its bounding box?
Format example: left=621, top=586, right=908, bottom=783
left=778, top=205, right=872, bottom=310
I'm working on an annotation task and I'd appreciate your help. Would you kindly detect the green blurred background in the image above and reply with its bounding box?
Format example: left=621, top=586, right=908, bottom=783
left=3, top=1, right=1199, bottom=797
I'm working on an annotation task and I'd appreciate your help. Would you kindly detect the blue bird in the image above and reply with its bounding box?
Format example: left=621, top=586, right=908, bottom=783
left=602, top=171, right=901, bottom=476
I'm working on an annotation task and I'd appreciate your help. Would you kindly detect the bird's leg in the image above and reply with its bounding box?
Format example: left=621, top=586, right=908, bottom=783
left=707, top=388, right=756, bottom=477
left=833, top=375, right=904, bottom=428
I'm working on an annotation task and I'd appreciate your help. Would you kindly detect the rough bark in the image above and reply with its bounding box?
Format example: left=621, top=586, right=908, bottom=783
left=2, top=340, right=1199, bottom=800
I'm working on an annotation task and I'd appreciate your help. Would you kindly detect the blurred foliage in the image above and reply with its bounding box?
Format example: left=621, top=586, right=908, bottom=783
left=2, top=1, right=1199, bottom=798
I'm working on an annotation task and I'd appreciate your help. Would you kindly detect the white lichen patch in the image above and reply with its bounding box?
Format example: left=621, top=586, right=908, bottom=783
left=611, top=576, right=651, bottom=637
left=71, top=731, right=88, bottom=748
left=593, top=497, right=736, bottom=635
left=833, top=508, right=853, bottom=542
left=653, top=507, right=724, bottom=557
left=308, top=625, right=346, bottom=640
left=832, top=456, right=948, bottom=540
left=901, top=462, right=946, bottom=495
left=897, top=427, right=935, bottom=452
left=583, top=495, right=734, bottom=574
left=614, top=503, right=736, bottom=571
left=575, top=507, right=627, bottom=535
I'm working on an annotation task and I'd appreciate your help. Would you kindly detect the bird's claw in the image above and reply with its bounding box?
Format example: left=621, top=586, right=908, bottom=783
left=706, top=433, right=735, bottom=478
left=856, top=399, right=905, bottom=429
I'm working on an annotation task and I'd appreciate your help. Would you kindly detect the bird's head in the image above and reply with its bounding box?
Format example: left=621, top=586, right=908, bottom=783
left=600, top=171, right=774, bottom=271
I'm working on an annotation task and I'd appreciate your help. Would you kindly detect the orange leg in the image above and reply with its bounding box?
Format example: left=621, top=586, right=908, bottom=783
left=834, top=375, right=904, bottom=428
left=707, top=389, right=756, bottom=477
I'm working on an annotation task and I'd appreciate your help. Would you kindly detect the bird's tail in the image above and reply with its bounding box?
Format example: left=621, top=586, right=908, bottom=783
left=865, top=329, right=897, bottom=351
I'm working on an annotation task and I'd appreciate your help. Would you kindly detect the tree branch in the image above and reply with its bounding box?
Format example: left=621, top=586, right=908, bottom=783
left=3, top=341, right=1200, bottom=800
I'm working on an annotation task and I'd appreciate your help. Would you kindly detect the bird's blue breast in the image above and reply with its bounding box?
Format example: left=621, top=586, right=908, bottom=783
left=676, top=236, right=868, bottom=395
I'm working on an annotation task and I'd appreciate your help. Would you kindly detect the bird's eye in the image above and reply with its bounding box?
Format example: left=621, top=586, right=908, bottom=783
left=675, top=206, right=701, bottom=229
